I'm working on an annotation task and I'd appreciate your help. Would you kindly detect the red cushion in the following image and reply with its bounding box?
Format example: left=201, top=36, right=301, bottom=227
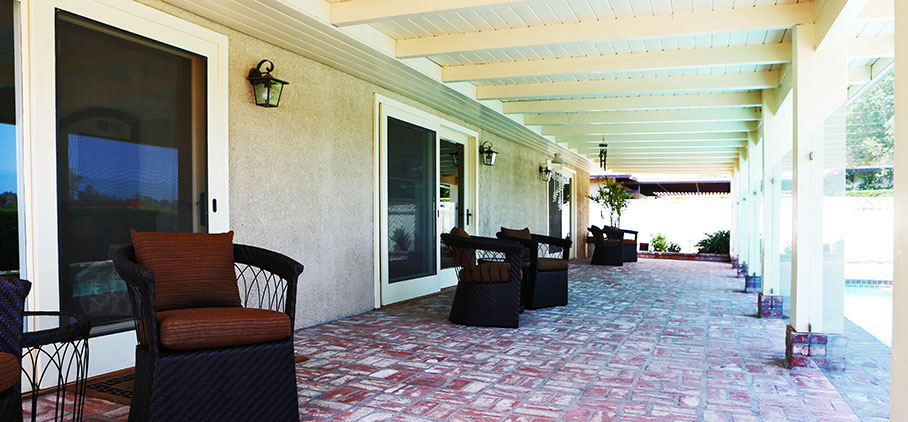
left=157, top=307, right=291, bottom=350
left=458, top=262, right=510, bottom=283
left=0, top=352, right=18, bottom=392
left=537, top=258, right=569, bottom=272
left=449, top=227, right=476, bottom=269
left=130, top=230, right=240, bottom=311
left=500, top=227, right=532, bottom=239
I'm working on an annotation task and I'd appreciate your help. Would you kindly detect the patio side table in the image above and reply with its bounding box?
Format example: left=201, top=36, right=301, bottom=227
left=21, top=311, right=91, bottom=422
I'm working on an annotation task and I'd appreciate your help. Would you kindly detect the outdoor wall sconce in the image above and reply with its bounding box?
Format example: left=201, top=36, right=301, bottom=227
left=247, top=59, right=289, bottom=107
left=539, top=163, right=552, bottom=182
left=599, top=143, right=608, bottom=170
left=479, top=141, right=498, bottom=166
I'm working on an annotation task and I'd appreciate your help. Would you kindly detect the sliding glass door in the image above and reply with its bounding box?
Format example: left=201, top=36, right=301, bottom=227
left=55, top=13, right=208, bottom=331
left=377, top=102, right=477, bottom=305
left=23, top=0, right=229, bottom=376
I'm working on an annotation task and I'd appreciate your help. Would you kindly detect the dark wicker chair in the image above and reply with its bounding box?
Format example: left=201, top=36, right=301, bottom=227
left=588, top=226, right=623, bottom=266
left=440, top=229, right=523, bottom=328
left=496, top=227, right=572, bottom=310
left=621, top=229, right=639, bottom=262
left=112, top=240, right=303, bottom=422
left=0, top=277, right=30, bottom=422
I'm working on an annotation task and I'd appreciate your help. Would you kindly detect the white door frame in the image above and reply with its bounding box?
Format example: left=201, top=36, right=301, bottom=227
left=372, top=94, right=478, bottom=307
left=437, top=127, right=477, bottom=289
left=550, top=167, right=578, bottom=259
left=18, top=0, right=229, bottom=377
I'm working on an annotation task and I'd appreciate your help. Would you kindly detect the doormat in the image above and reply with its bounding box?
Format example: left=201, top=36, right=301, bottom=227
left=84, top=369, right=133, bottom=405
left=83, top=355, right=309, bottom=406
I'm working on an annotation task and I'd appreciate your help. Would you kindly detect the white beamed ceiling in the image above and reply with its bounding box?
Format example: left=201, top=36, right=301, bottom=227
left=180, top=0, right=894, bottom=175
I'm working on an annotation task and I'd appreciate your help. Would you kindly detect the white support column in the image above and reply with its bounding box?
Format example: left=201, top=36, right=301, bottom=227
left=748, top=133, right=763, bottom=276
left=731, top=164, right=740, bottom=260
left=891, top=0, right=907, bottom=417
left=739, top=149, right=751, bottom=269
left=790, top=24, right=848, bottom=333
left=761, top=89, right=783, bottom=295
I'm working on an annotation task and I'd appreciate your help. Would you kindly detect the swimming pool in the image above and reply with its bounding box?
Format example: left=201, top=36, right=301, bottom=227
left=844, top=285, right=893, bottom=347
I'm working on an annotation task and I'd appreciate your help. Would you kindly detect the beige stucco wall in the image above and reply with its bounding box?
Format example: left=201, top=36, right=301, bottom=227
left=141, top=0, right=590, bottom=328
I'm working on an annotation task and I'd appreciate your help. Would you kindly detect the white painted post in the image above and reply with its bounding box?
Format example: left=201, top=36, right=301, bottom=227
left=741, top=150, right=751, bottom=270
left=731, top=164, right=740, bottom=260
left=762, top=89, right=782, bottom=294
left=789, top=24, right=848, bottom=333
left=748, top=133, right=763, bottom=276
left=891, top=0, right=907, bottom=416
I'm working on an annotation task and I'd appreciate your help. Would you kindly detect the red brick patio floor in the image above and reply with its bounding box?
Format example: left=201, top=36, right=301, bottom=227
left=66, top=258, right=890, bottom=421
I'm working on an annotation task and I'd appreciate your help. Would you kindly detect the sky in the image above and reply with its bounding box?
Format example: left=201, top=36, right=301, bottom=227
left=0, top=124, right=15, bottom=194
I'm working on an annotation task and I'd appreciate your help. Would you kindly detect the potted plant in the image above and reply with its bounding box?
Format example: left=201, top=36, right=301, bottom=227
left=588, top=178, right=632, bottom=227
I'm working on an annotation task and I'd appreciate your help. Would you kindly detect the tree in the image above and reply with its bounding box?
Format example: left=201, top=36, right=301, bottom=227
left=588, top=178, right=632, bottom=227
left=847, top=72, right=894, bottom=168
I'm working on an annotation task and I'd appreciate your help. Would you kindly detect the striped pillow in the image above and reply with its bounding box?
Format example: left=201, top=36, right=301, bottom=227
left=130, top=230, right=240, bottom=311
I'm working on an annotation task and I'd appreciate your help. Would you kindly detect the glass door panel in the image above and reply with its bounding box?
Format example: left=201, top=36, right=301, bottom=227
left=387, top=117, right=436, bottom=283
left=55, top=13, right=207, bottom=332
left=439, top=139, right=464, bottom=270
left=0, top=0, right=17, bottom=279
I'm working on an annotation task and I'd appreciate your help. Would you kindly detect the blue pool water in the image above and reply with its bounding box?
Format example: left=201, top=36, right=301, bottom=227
left=844, top=285, right=892, bottom=347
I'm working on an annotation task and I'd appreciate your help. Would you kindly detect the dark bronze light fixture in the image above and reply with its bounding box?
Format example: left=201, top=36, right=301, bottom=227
left=479, top=141, right=498, bottom=166
left=539, top=164, right=552, bottom=182
left=599, top=143, right=608, bottom=170
left=247, top=59, right=289, bottom=107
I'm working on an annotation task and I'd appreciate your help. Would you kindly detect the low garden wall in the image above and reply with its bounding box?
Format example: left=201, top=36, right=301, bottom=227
left=637, top=251, right=730, bottom=262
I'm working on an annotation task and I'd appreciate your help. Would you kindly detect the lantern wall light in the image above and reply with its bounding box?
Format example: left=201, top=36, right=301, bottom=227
left=479, top=141, right=498, bottom=166
left=539, top=163, right=552, bottom=182
left=247, top=59, right=289, bottom=107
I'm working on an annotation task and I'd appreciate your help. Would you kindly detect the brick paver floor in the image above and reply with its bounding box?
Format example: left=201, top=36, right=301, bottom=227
left=64, top=259, right=890, bottom=421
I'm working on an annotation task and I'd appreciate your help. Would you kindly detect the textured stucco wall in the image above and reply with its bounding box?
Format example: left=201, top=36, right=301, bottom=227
left=140, top=0, right=590, bottom=328
left=476, top=132, right=551, bottom=237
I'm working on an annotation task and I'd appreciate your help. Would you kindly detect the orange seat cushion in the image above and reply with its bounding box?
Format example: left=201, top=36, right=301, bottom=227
left=537, top=258, right=569, bottom=272
left=449, top=227, right=476, bottom=269
left=131, top=230, right=240, bottom=311
left=157, top=307, right=291, bottom=351
left=500, top=227, right=532, bottom=239
left=0, top=352, right=18, bottom=392
left=458, top=262, right=511, bottom=283
left=623, top=239, right=636, bottom=245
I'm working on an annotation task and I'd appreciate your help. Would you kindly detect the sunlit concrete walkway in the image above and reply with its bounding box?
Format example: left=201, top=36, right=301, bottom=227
left=75, top=259, right=890, bottom=421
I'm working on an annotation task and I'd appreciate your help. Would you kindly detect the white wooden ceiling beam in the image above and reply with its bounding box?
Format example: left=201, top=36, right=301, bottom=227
left=559, top=132, right=750, bottom=147
left=503, top=92, right=762, bottom=114
left=525, top=109, right=761, bottom=125
left=814, top=0, right=871, bottom=52
left=606, top=167, right=733, bottom=174
left=847, top=35, right=895, bottom=59
left=543, top=121, right=757, bottom=136
left=442, top=43, right=792, bottom=82
left=330, top=0, right=525, bottom=26
left=856, top=0, right=893, bottom=20
left=848, top=66, right=872, bottom=85
left=478, top=72, right=780, bottom=100
left=577, top=144, right=745, bottom=152
left=395, top=3, right=813, bottom=58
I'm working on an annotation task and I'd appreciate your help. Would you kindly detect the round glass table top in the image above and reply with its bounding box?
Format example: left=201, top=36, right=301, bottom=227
left=22, top=311, right=90, bottom=347
left=24, top=312, right=82, bottom=333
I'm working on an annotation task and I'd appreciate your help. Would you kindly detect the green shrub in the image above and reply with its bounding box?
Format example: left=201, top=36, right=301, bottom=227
left=695, top=230, right=730, bottom=254
left=651, top=233, right=683, bottom=253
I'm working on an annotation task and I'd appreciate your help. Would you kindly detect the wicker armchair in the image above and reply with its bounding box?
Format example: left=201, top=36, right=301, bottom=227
left=440, top=229, right=523, bottom=328
left=496, top=227, right=572, bottom=310
left=621, top=229, right=639, bottom=262
left=112, top=232, right=303, bottom=422
left=588, top=226, right=623, bottom=266
left=0, top=277, right=30, bottom=422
